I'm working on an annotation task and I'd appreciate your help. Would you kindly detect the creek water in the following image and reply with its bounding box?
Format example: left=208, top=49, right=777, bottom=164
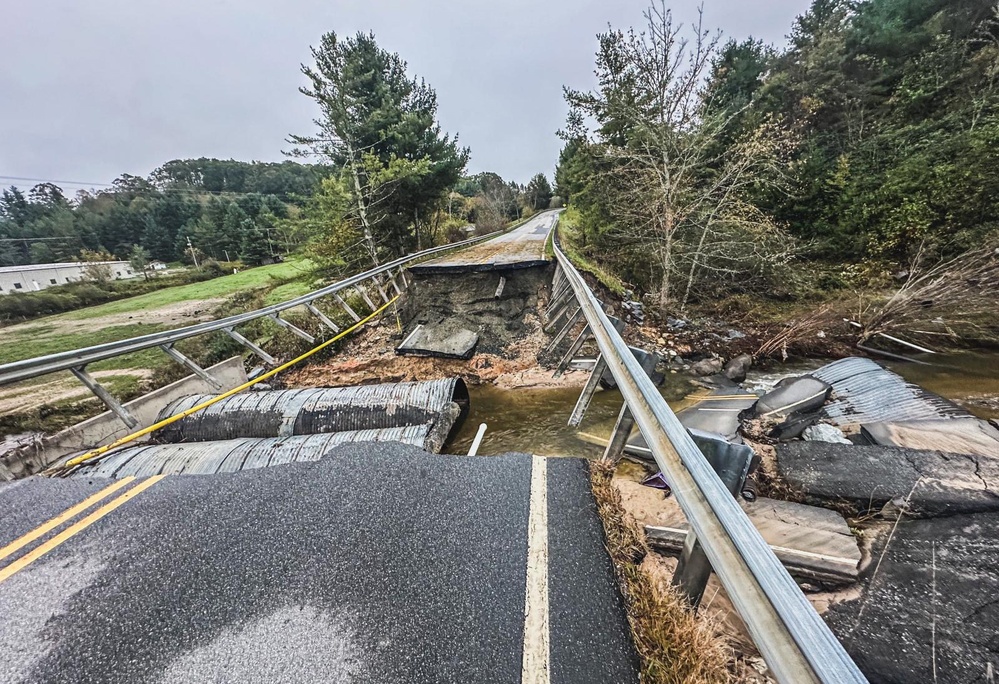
left=443, top=351, right=999, bottom=456
left=444, top=378, right=694, bottom=457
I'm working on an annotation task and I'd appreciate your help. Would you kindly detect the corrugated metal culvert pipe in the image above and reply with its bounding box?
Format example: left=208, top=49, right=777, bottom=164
left=154, top=378, right=470, bottom=453
left=71, top=428, right=434, bottom=479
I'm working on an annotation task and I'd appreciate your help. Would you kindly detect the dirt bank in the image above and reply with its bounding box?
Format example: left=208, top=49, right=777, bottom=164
left=286, top=264, right=585, bottom=391
left=285, top=315, right=589, bottom=391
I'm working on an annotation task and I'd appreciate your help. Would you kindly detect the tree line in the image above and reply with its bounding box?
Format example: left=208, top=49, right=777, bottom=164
left=555, top=0, right=999, bottom=310
left=2, top=30, right=556, bottom=278
left=0, top=160, right=318, bottom=268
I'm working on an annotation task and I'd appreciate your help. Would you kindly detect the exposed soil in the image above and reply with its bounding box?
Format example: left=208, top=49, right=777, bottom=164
left=399, top=267, right=550, bottom=356
left=0, top=369, right=154, bottom=415
left=285, top=265, right=589, bottom=391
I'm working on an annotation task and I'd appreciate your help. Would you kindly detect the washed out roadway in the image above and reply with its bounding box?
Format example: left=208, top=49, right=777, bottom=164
left=0, top=443, right=637, bottom=683
left=408, top=210, right=558, bottom=274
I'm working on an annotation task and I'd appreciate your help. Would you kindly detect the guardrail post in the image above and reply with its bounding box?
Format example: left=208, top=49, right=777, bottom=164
left=553, top=325, right=591, bottom=378
left=353, top=285, right=378, bottom=312
left=389, top=269, right=404, bottom=295
left=545, top=306, right=583, bottom=350
left=568, top=354, right=607, bottom=427
left=552, top=264, right=564, bottom=291
left=545, top=281, right=573, bottom=317
left=159, top=344, right=223, bottom=391
left=601, top=403, right=635, bottom=464
left=69, top=366, right=138, bottom=428
left=671, top=447, right=752, bottom=609
left=305, top=303, right=340, bottom=333
left=371, top=276, right=391, bottom=304
left=268, top=314, right=315, bottom=344
left=332, top=292, right=361, bottom=323
left=546, top=291, right=576, bottom=329
left=224, top=327, right=277, bottom=365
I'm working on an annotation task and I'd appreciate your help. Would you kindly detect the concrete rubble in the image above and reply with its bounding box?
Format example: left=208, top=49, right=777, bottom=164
left=625, top=354, right=999, bottom=682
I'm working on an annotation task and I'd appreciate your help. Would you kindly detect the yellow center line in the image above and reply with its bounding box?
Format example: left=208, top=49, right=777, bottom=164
left=0, top=475, right=165, bottom=584
left=0, top=477, right=136, bottom=563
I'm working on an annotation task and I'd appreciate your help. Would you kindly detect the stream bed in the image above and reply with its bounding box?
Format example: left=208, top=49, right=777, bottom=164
left=444, top=351, right=999, bottom=456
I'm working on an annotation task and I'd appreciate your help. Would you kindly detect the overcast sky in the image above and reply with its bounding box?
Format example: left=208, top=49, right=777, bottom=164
left=2, top=0, right=809, bottom=189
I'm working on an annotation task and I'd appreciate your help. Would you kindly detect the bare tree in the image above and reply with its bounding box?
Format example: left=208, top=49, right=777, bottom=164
left=563, top=2, right=795, bottom=312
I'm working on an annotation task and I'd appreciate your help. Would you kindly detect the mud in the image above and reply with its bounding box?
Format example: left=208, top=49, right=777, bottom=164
left=286, top=265, right=576, bottom=391
left=398, top=265, right=552, bottom=356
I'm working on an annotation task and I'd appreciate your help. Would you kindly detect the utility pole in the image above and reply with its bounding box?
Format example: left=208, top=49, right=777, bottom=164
left=186, top=236, right=200, bottom=269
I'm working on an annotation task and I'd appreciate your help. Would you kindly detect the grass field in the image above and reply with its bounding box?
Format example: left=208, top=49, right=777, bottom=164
left=54, top=259, right=315, bottom=321
left=0, top=258, right=320, bottom=431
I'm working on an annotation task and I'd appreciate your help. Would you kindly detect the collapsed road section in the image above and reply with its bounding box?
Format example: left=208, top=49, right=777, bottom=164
left=396, top=210, right=558, bottom=359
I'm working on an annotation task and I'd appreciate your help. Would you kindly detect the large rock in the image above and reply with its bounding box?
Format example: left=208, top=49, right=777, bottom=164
left=690, top=356, right=724, bottom=376
left=826, top=513, right=999, bottom=683
left=723, top=353, right=753, bottom=383
left=777, top=442, right=999, bottom=516
left=802, top=423, right=852, bottom=444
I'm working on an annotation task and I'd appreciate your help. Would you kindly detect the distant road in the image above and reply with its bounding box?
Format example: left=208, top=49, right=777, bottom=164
left=0, top=443, right=638, bottom=683
left=409, top=210, right=559, bottom=274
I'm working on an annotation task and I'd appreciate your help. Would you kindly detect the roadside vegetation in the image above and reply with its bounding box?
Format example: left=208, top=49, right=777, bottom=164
left=590, top=462, right=732, bottom=684
left=556, top=0, right=999, bottom=357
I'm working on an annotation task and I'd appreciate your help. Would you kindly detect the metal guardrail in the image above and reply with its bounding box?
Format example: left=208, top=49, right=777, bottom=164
left=550, top=231, right=867, bottom=684
left=0, top=230, right=502, bottom=424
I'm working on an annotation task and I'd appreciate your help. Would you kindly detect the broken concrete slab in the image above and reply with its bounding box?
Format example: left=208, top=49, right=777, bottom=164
left=396, top=322, right=479, bottom=360
left=672, top=389, right=759, bottom=442
left=777, top=442, right=999, bottom=516
left=645, top=496, right=860, bottom=587
left=861, top=419, right=999, bottom=458
left=601, top=346, right=662, bottom=388
left=755, top=376, right=831, bottom=419
left=826, top=513, right=999, bottom=683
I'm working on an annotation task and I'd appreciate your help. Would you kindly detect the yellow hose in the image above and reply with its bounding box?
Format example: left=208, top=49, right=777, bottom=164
left=50, top=296, right=399, bottom=476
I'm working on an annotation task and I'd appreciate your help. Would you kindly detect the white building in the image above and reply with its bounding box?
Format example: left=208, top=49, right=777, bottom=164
left=0, top=261, right=138, bottom=295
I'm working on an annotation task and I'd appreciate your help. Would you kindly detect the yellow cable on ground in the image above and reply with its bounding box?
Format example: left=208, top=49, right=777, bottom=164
left=49, top=296, right=399, bottom=476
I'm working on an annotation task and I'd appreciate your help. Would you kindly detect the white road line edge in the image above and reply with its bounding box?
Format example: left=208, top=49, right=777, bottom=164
left=522, top=454, right=550, bottom=684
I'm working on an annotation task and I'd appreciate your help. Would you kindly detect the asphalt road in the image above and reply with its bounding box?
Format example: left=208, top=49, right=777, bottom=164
left=408, top=210, right=558, bottom=273
left=0, top=443, right=637, bottom=683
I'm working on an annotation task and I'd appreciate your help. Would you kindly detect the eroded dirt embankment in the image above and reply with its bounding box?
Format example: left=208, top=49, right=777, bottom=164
left=287, top=265, right=591, bottom=391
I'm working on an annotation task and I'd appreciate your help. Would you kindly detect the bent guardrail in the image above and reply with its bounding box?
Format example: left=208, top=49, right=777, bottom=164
left=0, top=230, right=502, bottom=426
left=550, top=230, right=866, bottom=684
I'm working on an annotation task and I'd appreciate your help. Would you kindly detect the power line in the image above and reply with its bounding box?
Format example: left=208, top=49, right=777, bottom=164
left=0, top=175, right=114, bottom=187
left=0, top=174, right=320, bottom=203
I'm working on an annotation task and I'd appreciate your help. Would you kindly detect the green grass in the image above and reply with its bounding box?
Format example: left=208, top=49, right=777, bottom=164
left=263, top=279, right=315, bottom=305
left=56, top=259, right=314, bottom=320
left=0, top=323, right=171, bottom=365
left=557, top=207, right=627, bottom=296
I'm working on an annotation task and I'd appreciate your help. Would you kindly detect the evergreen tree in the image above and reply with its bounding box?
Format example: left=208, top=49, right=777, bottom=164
left=239, top=218, right=271, bottom=265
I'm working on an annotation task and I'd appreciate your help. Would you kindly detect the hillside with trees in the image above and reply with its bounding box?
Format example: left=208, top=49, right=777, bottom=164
left=0, top=159, right=321, bottom=268
left=556, top=0, right=999, bottom=331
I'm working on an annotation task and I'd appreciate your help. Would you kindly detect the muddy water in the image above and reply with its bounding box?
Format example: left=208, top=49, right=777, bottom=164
left=445, top=351, right=999, bottom=456
left=444, top=378, right=693, bottom=457
left=886, top=351, right=999, bottom=419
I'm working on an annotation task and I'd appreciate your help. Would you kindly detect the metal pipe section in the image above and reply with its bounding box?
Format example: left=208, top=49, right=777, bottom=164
left=0, top=230, right=504, bottom=387
left=552, top=235, right=866, bottom=684
left=154, top=379, right=470, bottom=445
